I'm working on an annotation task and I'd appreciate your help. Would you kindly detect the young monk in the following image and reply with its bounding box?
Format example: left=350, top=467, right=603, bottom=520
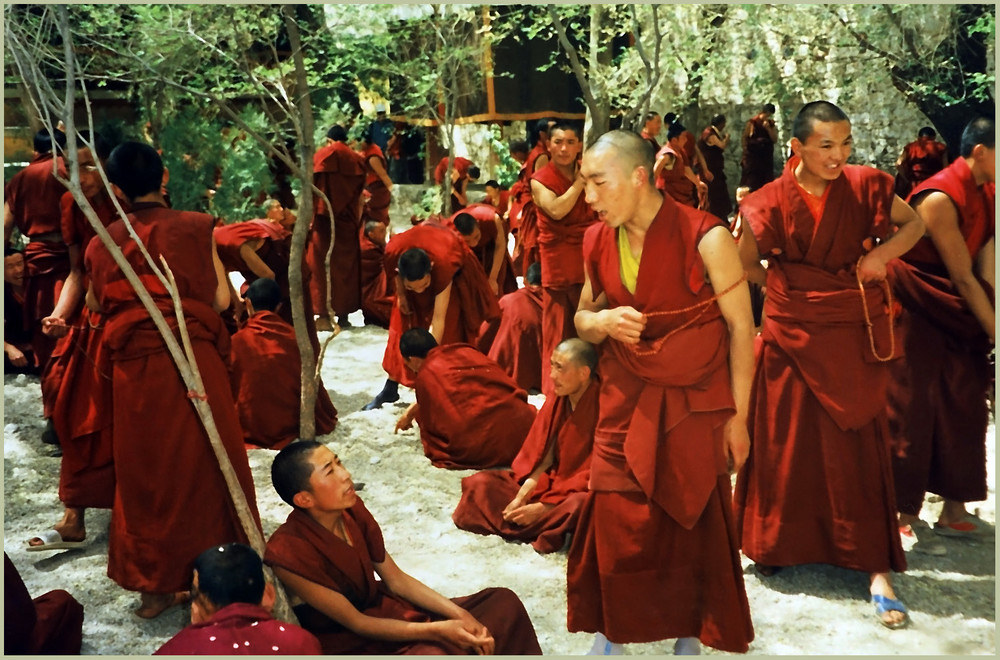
left=264, top=441, right=543, bottom=655
left=654, top=122, right=706, bottom=208
left=84, top=142, right=261, bottom=619
left=483, top=261, right=544, bottom=391
left=453, top=338, right=598, bottom=553
left=359, top=219, right=394, bottom=328
left=229, top=278, right=337, bottom=450
left=733, top=101, right=926, bottom=630
left=155, top=543, right=321, bottom=655
left=394, top=328, right=536, bottom=469
left=445, top=204, right=517, bottom=297
left=570, top=129, right=755, bottom=654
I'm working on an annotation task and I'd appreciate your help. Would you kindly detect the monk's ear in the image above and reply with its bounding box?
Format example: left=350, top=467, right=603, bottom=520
left=292, top=490, right=313, bottom=509
left=259, top=581, right=276, bottom=614
left=789, top=137, right=802, bottom=156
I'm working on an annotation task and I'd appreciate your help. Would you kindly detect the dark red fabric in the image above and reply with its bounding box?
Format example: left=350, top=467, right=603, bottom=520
left=739, top=115, right=776, bottom=191
left=487, top=286, right=543, bottom=391
left=214, top=221, right=278, bottom=274
left=566, top=195, right=752, bottom=651
left=360, top=143, right=391, bottom=225
left=359, top=234, right=394, bottom=328
left=900, top=137, right=948, bottom=186
left=230, top=311, right=337, bottom=450
left=445, top=203, right=517, bottom=296
left=699, top=126, right=732, bottom=219
left=264, top=500, right=542, bottom=655
left=539, top=284, right=582, bottom=395
left=655, top=143, right=695, bottom=207
left=433, top=156, right=473, bottom=185
left=3, top=282, right=34, bottom=373
left=413, top=344, right=537, bottom=469
left=531, top=162, right=597, bottom=288
left=485, top=189, right=510, bottom=218
left=5, top=553, right=84, bottom=655
left=5, top=154, right=68, bottom=236
left=380, top=224, right=500, bottom=387
left=733, top=159, right=906, bottom=574
left=453, top=380, right=598, bottom=552
left=155, top=602, right=322, bottom=655
left=85, top=203, right=261, bottom=594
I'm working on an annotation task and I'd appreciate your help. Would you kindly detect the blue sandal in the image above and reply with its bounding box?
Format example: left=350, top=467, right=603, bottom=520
left=871, top=594, right=909, bottom=629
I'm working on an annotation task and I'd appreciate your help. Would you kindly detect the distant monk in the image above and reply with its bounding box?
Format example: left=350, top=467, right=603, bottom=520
left=739, top=103, right=778, bottom=192
left=4, top=246, right=35, bottom=374
left=699, top=114, right=733, bottom=219
left=485, top=261, right=544, bottom=391
left=895, top=126, right=949, bottom=199
left=359, top=219, right=394, bottom=328
left=394, top=328, right=537, bottom=469
left=264, top=441, right=543, bottom=655
left=5, top=553, right=84, bottom=655
left=363, top=222, right=499, bottom=410
left=84, top=142, right=261, bottom=619
left=453, top=338, right=598, bottom=553
left=639, top=111, right=662, bottom=152
left=358, top=123, right=393, bottom=226
left=230, top=278, right=338, bottom=450
left=434, top=156, right=481, bottom=214
left=483, top=179, right=510, bottom=219
left=654, top=122, right=707, bottom=208
left=446, top=204, right=517, bottom=297
left=509, top=118, right=553, bottom=274
left=155, top=543, right=321, bottom=655
left=309, top=124, right=367, bottom=327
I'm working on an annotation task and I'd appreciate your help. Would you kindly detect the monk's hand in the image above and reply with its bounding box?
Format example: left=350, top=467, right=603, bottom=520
left=723, top=416, right=750, bottom=474
left=4, top=343, right=27, bottom=367
left=703, top=170, right=715, bottom=182
left=489, top=279, right=499, bottom=296
left=857, top=252, right=887, bottom=283
left=604, top=306, right=647, bottom=344
left=41, top=315, right=69, bottom=338
left=505, top=502, right=550, bottom=527
left=501, top=495, right=525, bottom=519
left=394, top=410, right=414, bottom=434
left=435, top=619, right=494, bottom=655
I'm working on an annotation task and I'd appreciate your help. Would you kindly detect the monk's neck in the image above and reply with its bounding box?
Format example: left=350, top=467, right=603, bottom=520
left=567, top=381, right=591, bottom=410
left=130, top=191, right=168, bottom=206
left=554, top=161, right=576, bottom=182
left=621, top=188, right=663, bottom=245
left=964, top=156, right=991, bottom=186
left=308, top=508, right=346, bottom=537
left=792, top=162, right=830, bottom=198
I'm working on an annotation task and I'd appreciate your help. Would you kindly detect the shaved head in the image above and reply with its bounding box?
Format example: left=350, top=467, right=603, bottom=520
left=554, top=338, right=598, bottom=372
left=586, top=130, right=656, bottom=185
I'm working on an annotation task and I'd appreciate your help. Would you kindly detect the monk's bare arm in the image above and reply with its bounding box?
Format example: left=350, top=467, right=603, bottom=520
left=530, top=177, right=584, bottom=222
left=858, top=195, right=925, bottom=282
left=574, top=270, right=645, bottom=345
left=85, top=283, right=102, bottom=313
left=238, top=239, right=275, bottom=280
left=736, top=224, right=768, bottom=286
left=43, top=244, right=83, bottom=337
left=211, top=235, right=230, bottom=312
left=488, top=216, right=505, bottom=289
left=654, top=153, right=675, bottom=176
left=699, top=226, right=755, bottom=472
left=369, top=156, right=393, bottom=191
left=3, top=202, right=13, bottom=245
left=919, top=192, right=995, bottom=341
left=429, top=281, right=452, bottom=344
left=395, top=273, right=411, bottom=315
left=533, top=154, right=549, bottom=172
left=976, top=236, right=994, bottom=290
left=694, top=144, right=709, bottom=175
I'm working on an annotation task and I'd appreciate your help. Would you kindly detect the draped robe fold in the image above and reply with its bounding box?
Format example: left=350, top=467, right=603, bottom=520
left=359, top=234, right=394, bottom=328
left=484, top=286, right=543, bottom=391
left=5, top=553, right=84, bottom=655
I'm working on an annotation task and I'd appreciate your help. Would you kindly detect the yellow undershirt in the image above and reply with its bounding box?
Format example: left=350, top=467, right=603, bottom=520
left=617, top=226, right=641, bottom=294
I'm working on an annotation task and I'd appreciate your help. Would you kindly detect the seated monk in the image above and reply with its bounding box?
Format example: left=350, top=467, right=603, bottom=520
left=264, top=441, right=542, bottom=655
left=5, top=552, right=84, bottom=654
left=453, top=338, right=598, bottom=553
left=394, top=328, right=537, bottom=469
left=359, top=220, right=394, bottom=328
left=446, top=205, right=517, bottom=298
left=230, top=278, right=337, bottom=450
left=483, top=179, right=510, bottom=219
left=155, top=543, right=321, bottom=655
left=4, top=246, right=36, bottom=374
left=483, top=262, right=544, bottom=390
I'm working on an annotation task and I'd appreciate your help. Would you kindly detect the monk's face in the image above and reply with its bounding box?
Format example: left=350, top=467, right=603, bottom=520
left=460, top=225, right=482, bottom=248
left=550, top=350, right=590, bottom=399
left=792, top=119, right=852, bottom=183
left=367, top=224, right=387, bottom=245
left=4, top=253, right=24, bottom=287
left=403, top=274, right=431, bottom=294
left=549, top=129, right=582, bottom=169
left=581, top=147, right=639, bottom=229
left=644, top=116, right=662, bottom=137
left=485, top=185, right=500, bottom=203
left=301, top=446, right=357, bottom=513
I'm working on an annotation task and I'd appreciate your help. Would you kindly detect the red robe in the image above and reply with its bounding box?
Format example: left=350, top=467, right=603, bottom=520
left=3, top=282, right=34, bottom=373
left=453, top=379, right=598, bottom=552
left=485, top=189, right=510, bottom=218
left=360, top=143, right=391, bottom=225
left=888, top=157, right=995, bottom=515
left=739, top=115, right=777, bottom=192
left=381, top=224, right=500, bottom=387
left=486, top=286, right=543, bottom=391
left=566, top=196, right=753, bottom=651
left=899, top=137, right=948, bottom=192
left=413, top=344, right=536, bottom=469
left=699, top=126, right=732, bottom=219
left=309, top=141, right=367, bottom=316
left=4, top=153, right=70, bottom=369
left=359, top=234, right=394, bottom=328
left=84, top=202, right=261, bottom=594
left=230, top=311, right=338, bottom=450
left=154, top=602, right=322, bottom=655
left=531, top=161, right=597, bottom=393
left=733, top=158, right=907, bottom=575
left=264, top=499, right=542, bottom=655
left=656, top=143, right=695, bottom=207
left=509, top=142, right=548, bottom=273
left=5, top=553, right=84, bottom=655
left=445, top=203, right=517, bottom=296
left=434, top=156, right=473, bottom=185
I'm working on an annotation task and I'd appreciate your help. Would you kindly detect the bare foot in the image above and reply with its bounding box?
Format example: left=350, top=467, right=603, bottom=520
left=28, top=507, right=86, bottom=547
left=870, top=572, right=907, bottom=628
left=135, top=591, right=190, bottom=619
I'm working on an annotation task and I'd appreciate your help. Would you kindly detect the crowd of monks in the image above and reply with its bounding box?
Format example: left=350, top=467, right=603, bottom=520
left=3, top=100, right=994, bottom=655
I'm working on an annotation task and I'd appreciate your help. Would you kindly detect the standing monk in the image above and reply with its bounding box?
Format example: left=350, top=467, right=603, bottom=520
left=358, top=124, right=393, bottom=226
left=733, top=101, right=926, bottom=629
left=530, top=120, right=598, bottom=394
left=509, top=118, right=553, bottom=274
left=655, top=123, right=707, bottom=209
left=639, top=111, right=662, bottom=152
left=699, top=114, right=733, bottom=219
left=359, top=219, right=395, bottom=328
left=895, top=126, right=949, bottom=199
left=84, top=142, right=261, bottom=619
left=569, top=129, right=755, bottom=654
left=445, top=204, right=517, bottom=297
left=739, top=103, right=778, bottom=192
left=888, top=117, right=995, bottom=554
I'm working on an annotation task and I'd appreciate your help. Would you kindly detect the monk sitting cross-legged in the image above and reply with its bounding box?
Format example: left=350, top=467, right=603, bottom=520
left=394, top=328, right=537, bottom=470
left=453, top=338, right=598, bottom=553
left=229, top=278, right=338, bottom=450
left=264, top=441, right=543, bottom=655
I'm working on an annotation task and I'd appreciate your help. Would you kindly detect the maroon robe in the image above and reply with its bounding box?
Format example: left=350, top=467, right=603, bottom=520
left=699, top=126, right=732, bottom=219
left=509, top=142, right=548, bottom=274
left=308, top=141, right=367, bottom=317
left=739, top=114, right=776, bottom=191
left=565, top=196, right=753, bottom=652
left=888, top=157, right=995, bottom=514
left=656, top=143, right=695, bottom=207
left=155, top=602, right=322, bottom=655
left=531, top=161, right=598, bottom=393
left=85, top=202, right=261, bottom=594
left=359, top=233, right=394, bottom=328
left=434, top=156, right=473, bottom=185
left=5, top=553, right=84, bottom=655
left=230, top=311, right=338, bottom=450
left=381, top=224, right=500, bottom=387
left=897, top=136, right=948, bottom=198
left=413, top=343, right=536, bottom=469
left=733, top=158, right=907, bottom=575
left=485, top=189, right=510, bottom=218
left=3, top=282, right=35, bottom=373
left=486, top=286, right=543, bottom=391
left=453, top=379, right=598, bottom=552
left=445, top=203, right=517, bottom=296
left=361, top=143, right=391, bottom=225
left=264, top=499, right=542, bottom=655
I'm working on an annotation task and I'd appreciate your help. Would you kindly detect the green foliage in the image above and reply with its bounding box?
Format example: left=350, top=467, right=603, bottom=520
left=415, top=186, right=443, bottom=221
left=487, top=125, right=520, bottom=188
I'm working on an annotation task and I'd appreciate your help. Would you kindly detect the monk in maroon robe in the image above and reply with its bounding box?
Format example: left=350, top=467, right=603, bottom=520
left=481, top=261, right=544, bottom=391
left=5, top=553, right=84, bottom=654
left=530, top=120, right=598, bottom=394
left=569, top=130, right=755, bottom=654
left=888, top=118, right=995, bottom=551
left=734, top=102, right=926, bottom=630
left=156, top=543, right=321, bottom=655
left=895, top=126, right=949, bottom=199
left=359, top=126, right=393, bottom=225
left=4, top=247, right=35, bottom=373
left=445, top=203, right=517, bottom=297
left=84, top=142, right=261, bottom=619
left=230, top=278, right=337, bottom=450
left=483, top=179, right=510, bottom=219
left=394, top=329, right=536, bottom=469
left=454, top=338, right=597, bottom=552
left=739, top=103, right=778, bottom=192
left=509, top=120, right=552, bottom=275
left=359, top=219, right=394, bottom=328
left=655, top=122, right=707, bottom=208
left=639, top=111, right=662, bottom=152
left=264, top=441, right=543, bottom=655
left=699, top=114, right=733, bottom=219
left=308, top=125, right=367, bottom=326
